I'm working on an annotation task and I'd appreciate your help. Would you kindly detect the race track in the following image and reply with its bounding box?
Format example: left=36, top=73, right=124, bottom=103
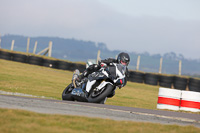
left=0, top=94, right=200, bottom=128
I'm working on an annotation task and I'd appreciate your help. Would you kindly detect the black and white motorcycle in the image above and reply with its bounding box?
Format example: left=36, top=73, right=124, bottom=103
left=62, top=63, right=127, bottom=104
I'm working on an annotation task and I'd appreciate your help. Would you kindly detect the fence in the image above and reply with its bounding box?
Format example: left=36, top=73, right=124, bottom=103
left=0, top=37, right=185, bottom=75
left=135, top=55, right=182, bottom=76
left=2, top=37, right=53, bottom=57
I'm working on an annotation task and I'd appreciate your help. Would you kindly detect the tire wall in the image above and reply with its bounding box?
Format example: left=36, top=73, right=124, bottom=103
left=188, top=78, right=200, bottom=92
left=159, top=75, right=174, bottom=88
left=43, top=59, right=58, bottom=68
left=0, top=50, right=12, bottom=60
left=173, top=76, right=188, bottom=90
left=0, top=49, right=86, bottom=72
left=27, top=56, right=44, bottom=66
left=144, top=73, right=159, bottom=85
left=12, top=53, right=28, bottom=63
left=1, top=49, right=200, bottom=92
left=128, top=71, right=144, bottom=83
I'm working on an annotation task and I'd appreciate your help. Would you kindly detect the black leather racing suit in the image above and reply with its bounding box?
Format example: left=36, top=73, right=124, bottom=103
left=78, top=58, right=129, bottom=97
left=79, top=58, right=129, bottom=81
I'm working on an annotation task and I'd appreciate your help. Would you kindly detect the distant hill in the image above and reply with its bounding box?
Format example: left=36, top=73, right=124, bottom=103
left=1, top=34, right=200, bottom=76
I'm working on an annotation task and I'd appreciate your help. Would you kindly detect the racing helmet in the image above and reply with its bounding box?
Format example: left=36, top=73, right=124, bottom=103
left=117, top=52, right=130, bottom=66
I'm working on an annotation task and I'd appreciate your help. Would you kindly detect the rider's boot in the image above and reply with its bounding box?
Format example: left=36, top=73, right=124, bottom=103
left=75, top=70, right=88, bottom=84
left=73, top=75, right=81, bottom=87
left=74, top=70, right=89, bottom=87
left=76, top=74, right=83, bottom=83
left=72, top=69, right=81, bottom=87
left=74, top=64, right=99, bottom=87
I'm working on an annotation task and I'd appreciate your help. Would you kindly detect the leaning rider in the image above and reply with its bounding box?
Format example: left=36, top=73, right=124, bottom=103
left=75, top=52, right=130, bottom=88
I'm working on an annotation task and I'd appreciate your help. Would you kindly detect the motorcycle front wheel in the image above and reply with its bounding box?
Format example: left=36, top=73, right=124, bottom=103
left=87, top=84, right=114, bottom=103
left=62, top=83, right=74, bottom=101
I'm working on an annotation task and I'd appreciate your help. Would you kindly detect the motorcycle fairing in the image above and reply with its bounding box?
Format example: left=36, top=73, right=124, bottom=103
left=71, top=87, right=88, bottom=102
left=86, top=80, right=96, bottom=93
left=96, top=81, right=113, bottom=91
left=88, top=69, right=108, bottom=82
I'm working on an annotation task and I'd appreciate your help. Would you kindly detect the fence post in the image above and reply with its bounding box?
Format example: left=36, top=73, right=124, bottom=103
left=33, top=41, right=38, bottom=54
left=179, top=60, right=182, bottom=75
left=96, top=50, right=101, bottom=64
left=0, top=33, right=1, bottom=49
left=136, top=55, right=140, bottom=71
left=26, top=37, right=30, bottom=53
left=11, top=40, right=15, bottom=51
left=48, top=41, right=52, bottom=57
left=159, top=57, right=163, bottom=73
left=37, top=41, right=53, bottom=56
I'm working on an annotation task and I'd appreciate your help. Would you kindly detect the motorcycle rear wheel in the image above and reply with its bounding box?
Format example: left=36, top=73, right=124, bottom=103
left=62, top=83, right=74, bottom=101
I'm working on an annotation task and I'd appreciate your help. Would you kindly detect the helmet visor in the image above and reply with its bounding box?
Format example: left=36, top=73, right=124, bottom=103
left=120, top=60, right=128, bottom=66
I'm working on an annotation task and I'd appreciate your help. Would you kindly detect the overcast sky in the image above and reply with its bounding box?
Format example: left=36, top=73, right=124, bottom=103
left=0, top=0, right=200, bottom=59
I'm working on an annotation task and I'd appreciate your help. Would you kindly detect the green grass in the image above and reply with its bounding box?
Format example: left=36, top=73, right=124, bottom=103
left=108, top=82, right=159, bottom=109
left=0, top=59, right=71, bottom=99
left=0, top=108, right=199, bottom=133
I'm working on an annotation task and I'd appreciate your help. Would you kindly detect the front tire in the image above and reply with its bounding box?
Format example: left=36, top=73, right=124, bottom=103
left=87, top=84, right=114, bottom=103
left=62, top=83, right=74, bottom=101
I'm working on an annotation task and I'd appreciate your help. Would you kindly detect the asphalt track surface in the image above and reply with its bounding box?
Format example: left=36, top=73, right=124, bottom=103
left=0, top=94, right=200, bottom=128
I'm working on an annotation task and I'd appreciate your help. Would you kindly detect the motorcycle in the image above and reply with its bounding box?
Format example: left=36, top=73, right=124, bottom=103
left=62, top=63, right=127, bottom=104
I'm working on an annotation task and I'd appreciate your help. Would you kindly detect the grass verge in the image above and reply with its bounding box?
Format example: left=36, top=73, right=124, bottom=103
left=0, top=108, right=199, bottom=133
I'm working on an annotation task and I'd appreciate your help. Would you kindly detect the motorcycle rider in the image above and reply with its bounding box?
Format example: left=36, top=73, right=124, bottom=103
left=75, top=52, right=130, bottom=90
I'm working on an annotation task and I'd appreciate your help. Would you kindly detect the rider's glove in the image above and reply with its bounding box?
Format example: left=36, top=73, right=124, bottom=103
left=118, top=85, right=123, bottom=89
left=115, top=79, right=124, bottom=89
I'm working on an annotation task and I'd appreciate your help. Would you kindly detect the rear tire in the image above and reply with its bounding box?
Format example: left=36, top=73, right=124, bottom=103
left=99, top=97, right=107, bottom=104
left=87, top=84, right=114, bottom=103
left=62, top=84, right=74, bottom=101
